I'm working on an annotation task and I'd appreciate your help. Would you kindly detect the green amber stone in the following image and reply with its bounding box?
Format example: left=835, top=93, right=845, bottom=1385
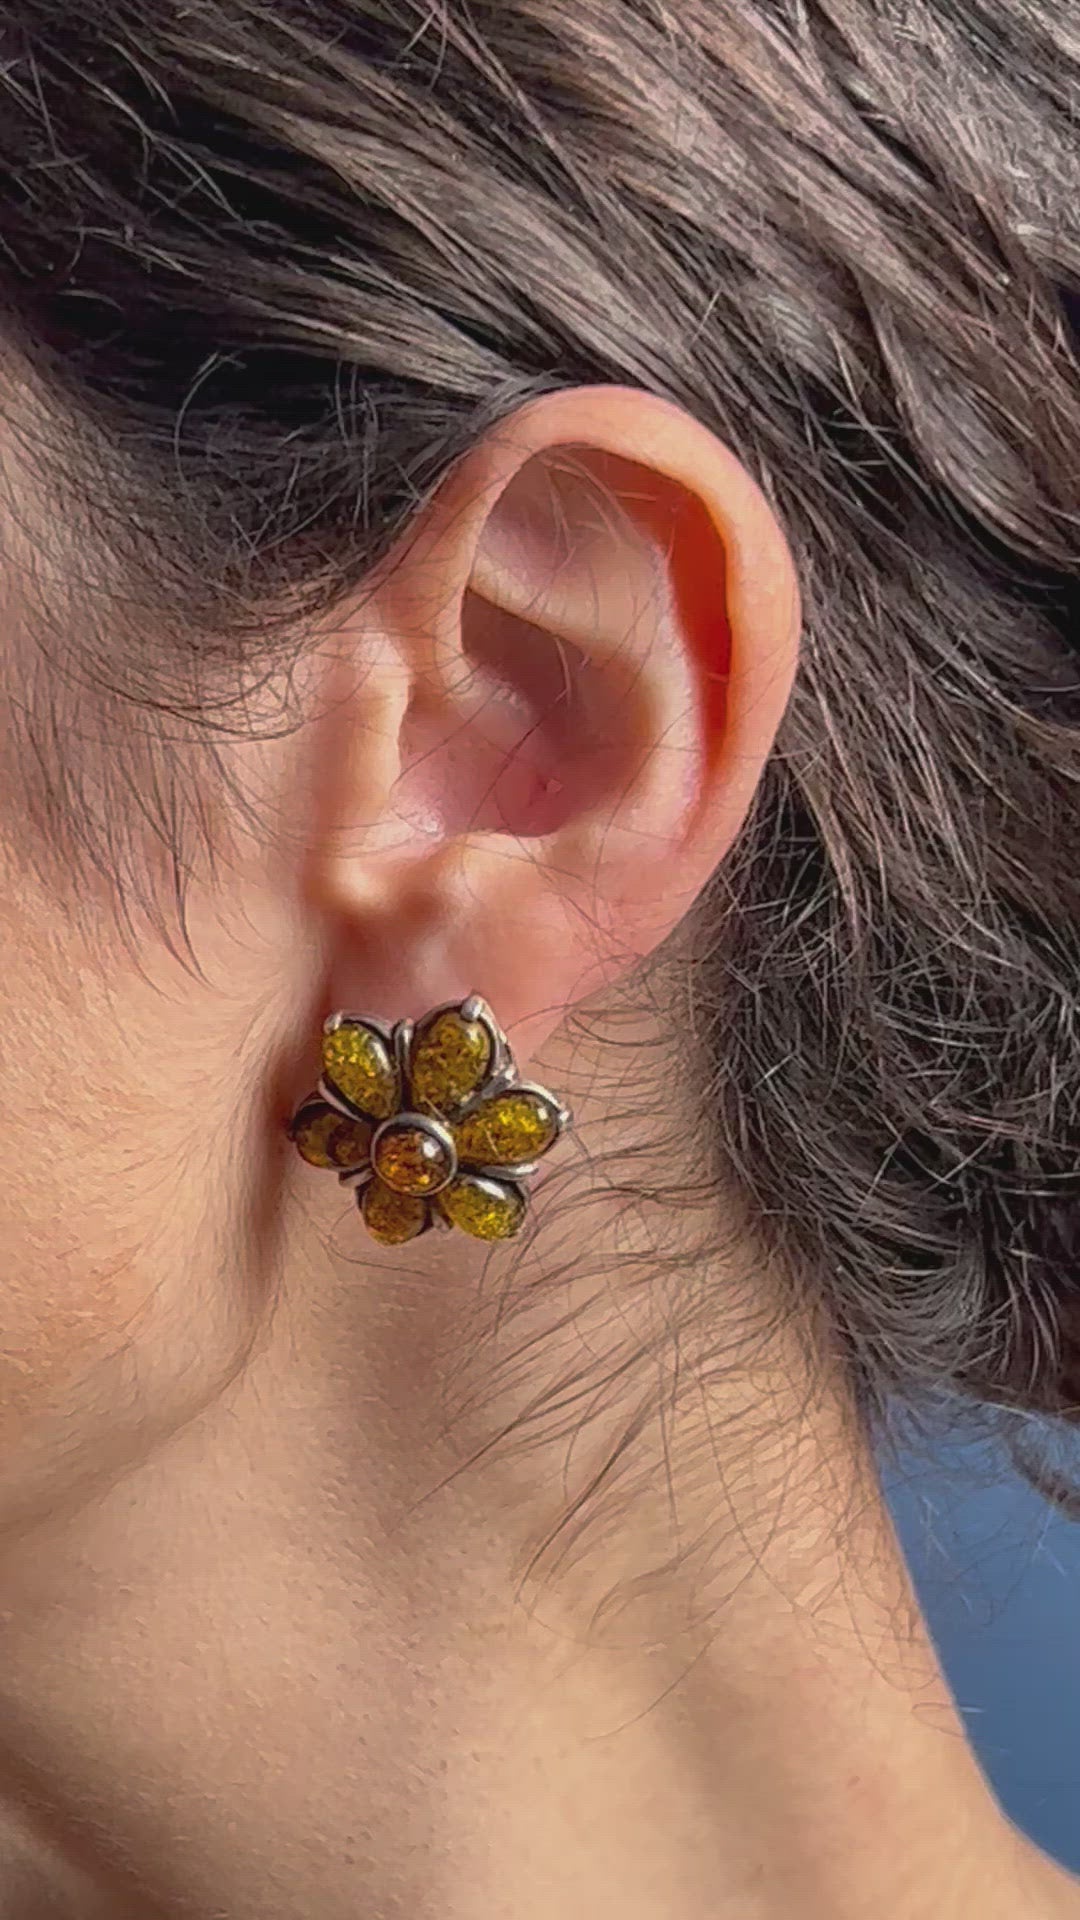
left=438, top=1175, right=526, bottom=1241
left=292, top=1099, right=372, bottom=1170
left=409, top=1009, right=493, bottom=1112
left=361, top=1181, right=430, bottom=1246
left=454, top=1090, right=558, bottom=1167
left=322, top=1020, right=399, bottom=1120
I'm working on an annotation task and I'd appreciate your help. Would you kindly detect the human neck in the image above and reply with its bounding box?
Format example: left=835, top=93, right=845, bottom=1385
left=0, top=1206, right=1072, bottom=1920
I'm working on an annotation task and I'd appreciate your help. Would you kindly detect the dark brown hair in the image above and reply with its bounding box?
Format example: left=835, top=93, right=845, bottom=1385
left=2, top=1, right=1080, bottom=1492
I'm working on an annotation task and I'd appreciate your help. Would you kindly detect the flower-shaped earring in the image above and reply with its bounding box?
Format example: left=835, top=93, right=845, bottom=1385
left=289, top=995, right=572, bottom=1245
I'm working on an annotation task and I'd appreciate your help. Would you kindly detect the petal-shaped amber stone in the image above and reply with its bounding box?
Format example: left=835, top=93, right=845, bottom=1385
left=361, top=1180, right=430, bottom=1245
left=409, top=1009, right=493, bottom=1112
left=438, top=1174, right=526, bottom=1240
left=322, top=1020, right=399, bottom=1120
left=291, top=1099, right=372, bottom=1170
left=373, top=1120, right=455, bottom=1195
left=454, top=1090, right=559, bottom=1167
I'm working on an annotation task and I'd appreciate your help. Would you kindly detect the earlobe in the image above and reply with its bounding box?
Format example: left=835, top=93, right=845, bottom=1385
left=300, top=386, right=799, bottom=1056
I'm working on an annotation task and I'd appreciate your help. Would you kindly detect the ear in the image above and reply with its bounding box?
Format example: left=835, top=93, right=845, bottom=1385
left=303, top=385, right=799, bottom=1058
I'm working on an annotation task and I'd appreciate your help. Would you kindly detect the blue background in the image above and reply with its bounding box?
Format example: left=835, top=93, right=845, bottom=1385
left=888, top=1431, right=1080, bottom=1872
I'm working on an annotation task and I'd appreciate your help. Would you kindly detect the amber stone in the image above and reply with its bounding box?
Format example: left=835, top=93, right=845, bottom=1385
left=409, top=1010, right=493, bottom=1111
left=292, top=1099, right=372, bottom=1170
left=438, top=1175, right=526, bottom=1241
left=373, top=1120, right=455, bottom=1196
left=361, top=1181, right=430, bottom=1246
left=454, top=1090, right=559, bottom=1167
left=322, top=1021, right=399, bottom=1120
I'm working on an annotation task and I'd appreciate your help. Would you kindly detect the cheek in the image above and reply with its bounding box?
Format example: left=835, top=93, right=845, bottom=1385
left=0, top=866, right=266, bottom=1524
left=0, top=1162, right=141, bottom=1423
left=0, top=899, right=152, bottom=1354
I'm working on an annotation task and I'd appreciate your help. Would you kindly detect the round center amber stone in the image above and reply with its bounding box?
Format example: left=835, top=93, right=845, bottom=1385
left=372, top=1118, right=455, bottom=1196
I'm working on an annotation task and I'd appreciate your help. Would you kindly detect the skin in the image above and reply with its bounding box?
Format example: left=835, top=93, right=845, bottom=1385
left=0, top=384, right=1075, bottom=1919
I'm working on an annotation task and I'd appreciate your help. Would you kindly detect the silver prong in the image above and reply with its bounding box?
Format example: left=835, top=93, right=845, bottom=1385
left=430, top=1205, right=454, bottom=1232
left=392, top=1018, right=414, bottom=1081
left=467, top=1160, right=539, bottom=1181
left=337, top=1164, right=374, bottom=1189
left=460, top=994, right=486, bottom=1022
left=556, top=1105, right=573, bottom=1131
left=458, top=1063, right=518, bottom=1112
